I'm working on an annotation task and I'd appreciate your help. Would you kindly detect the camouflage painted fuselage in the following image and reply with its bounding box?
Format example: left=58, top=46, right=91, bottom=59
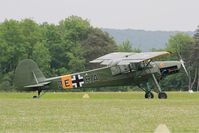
left=47, top=61, right=181, bottom=90
left=14, top=58, right=181, bottom=92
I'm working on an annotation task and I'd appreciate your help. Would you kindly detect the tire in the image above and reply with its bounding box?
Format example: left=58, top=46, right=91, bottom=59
left=33, top=96, right=37, bottom=99
left=158, top=92, right=167, bottom=99
left=145, top=92, right=154, bottom=99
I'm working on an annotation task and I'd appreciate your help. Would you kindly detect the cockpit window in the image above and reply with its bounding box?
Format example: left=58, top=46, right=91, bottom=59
left=110, top=65, right=130, bottom=75
left=110, top=66, right=121, bottom=75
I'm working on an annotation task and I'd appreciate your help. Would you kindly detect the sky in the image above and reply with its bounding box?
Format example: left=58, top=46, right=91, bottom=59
left=0, top=0, right=199, bottom=31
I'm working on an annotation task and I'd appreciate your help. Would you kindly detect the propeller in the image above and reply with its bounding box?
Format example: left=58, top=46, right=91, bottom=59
left=176, top=51, right=193, bottom=93
left=177, top=51, right=189, bottom=77
left=179, top=59, right=189, bottom=77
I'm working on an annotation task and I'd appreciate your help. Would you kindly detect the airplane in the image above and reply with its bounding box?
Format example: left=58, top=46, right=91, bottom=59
left=14, top=51, right=185, bottom=99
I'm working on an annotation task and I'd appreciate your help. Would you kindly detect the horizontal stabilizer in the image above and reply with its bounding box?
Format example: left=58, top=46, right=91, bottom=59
left=24, top=82, right=50, bottom=88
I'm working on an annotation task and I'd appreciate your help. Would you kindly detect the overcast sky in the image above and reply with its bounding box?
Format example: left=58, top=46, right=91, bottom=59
left=0, top=0, right=199, bottom=31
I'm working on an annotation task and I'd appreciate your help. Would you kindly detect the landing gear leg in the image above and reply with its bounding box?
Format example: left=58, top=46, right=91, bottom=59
left=32, top=89, right=42, bottom=99
left=152, top=74, right=167, bottom=99
left=145, top=82, right=154, bottom=99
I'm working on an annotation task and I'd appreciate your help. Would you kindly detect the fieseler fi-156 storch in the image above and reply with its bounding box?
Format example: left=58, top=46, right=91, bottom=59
left=14, top=51, right=185, bottom=99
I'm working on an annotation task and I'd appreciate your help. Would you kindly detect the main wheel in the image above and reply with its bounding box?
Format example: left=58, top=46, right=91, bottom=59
left=145, top=92, right=154, bottom=99
left=158, top=92, right=167, bottom=99
left=33, top=95, right=38, bottom=99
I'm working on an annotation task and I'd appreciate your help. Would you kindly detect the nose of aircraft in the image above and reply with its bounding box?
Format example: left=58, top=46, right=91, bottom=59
left=155, top=61, right=181, bottom=77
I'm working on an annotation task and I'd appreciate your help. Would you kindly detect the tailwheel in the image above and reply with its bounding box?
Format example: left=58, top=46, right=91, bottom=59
left=32, top=89, right=42, bottom=99
left=158, top=92, right=167, bottom=99
left=145, top=92, right=154, bottom=99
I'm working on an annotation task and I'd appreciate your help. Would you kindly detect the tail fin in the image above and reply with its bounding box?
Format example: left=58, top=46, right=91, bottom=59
left=14, top=59, right=47, bottom=90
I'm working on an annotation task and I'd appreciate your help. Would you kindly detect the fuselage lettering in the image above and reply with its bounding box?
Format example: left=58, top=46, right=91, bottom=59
left=84, top=74, right=98, bottom=83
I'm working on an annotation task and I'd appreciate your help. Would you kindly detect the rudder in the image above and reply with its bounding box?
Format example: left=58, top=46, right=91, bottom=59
left=14, top=59, right=46, bottom=90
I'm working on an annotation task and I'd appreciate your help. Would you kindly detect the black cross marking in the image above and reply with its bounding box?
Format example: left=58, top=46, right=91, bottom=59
left=72, top=75, right=84, bottom=87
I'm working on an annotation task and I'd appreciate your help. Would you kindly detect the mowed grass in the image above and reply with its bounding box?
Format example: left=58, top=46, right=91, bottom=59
left=1, top=92, right=199, bottom=133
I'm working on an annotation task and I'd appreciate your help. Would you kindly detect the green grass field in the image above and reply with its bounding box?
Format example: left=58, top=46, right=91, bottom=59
left=1, top=92, right=199, bottom=133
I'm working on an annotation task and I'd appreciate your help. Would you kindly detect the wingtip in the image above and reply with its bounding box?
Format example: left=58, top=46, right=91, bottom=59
left=167, top=51, right=173, bottom=54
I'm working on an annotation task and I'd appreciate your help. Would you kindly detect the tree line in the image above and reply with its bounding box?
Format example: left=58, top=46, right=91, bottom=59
left=0, top=16, right=199, bottom=91
left=0, top=16, right=137, bottom=91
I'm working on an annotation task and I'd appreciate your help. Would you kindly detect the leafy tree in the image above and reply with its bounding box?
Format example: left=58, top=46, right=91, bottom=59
left=0, top=19, right=25, bottom=73
left=118, top=39, right=141, bottom=52
left=40, top=23, right=62, bottom=75
left=192, top=26, right=199, bottom=91
left=50, top=16, right=90, bottom=73
left=81, top=27, right=117, bottom=69
left=32, top=42, right=51, bottom=76
left=20, top=19, right=43, bottom=59
left=58, top=16, right=90, bottom=41
left=0, top=19, right=25, bottom=90
left=166, top=33, right=194, bottom=61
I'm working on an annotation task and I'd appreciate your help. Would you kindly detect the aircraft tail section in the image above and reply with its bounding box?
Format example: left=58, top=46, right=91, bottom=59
left=14, top=59, right=48, bottom=90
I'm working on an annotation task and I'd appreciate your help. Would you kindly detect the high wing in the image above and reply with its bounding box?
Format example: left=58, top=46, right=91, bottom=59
left=90, top=51, right=170, bottom=66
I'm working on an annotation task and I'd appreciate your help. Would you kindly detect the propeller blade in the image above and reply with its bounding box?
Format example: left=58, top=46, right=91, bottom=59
left=180, top=59, right=189, bottom=77
left=176, top=51, right=189, bottom=77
